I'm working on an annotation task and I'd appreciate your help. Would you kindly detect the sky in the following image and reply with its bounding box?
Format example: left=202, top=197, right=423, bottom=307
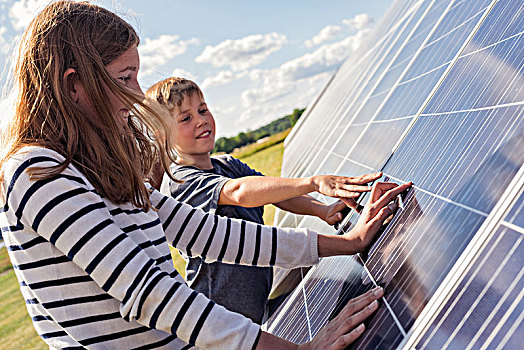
left=0, top=0, right=394, bottom=137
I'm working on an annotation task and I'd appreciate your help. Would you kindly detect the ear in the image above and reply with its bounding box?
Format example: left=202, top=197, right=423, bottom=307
left=62, top=68, right=80, bottom=103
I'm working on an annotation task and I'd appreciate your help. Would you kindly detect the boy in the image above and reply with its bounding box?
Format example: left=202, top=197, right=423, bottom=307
left=146, top=77, right=382, bottom=323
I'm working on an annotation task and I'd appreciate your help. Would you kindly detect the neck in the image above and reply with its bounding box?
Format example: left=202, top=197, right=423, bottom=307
left=176, top=152, right=213, bottom=170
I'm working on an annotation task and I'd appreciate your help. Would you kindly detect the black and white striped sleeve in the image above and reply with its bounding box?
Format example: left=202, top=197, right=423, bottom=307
left=2, top=149, right=261, bottom=350
left=150, top=188, right=320, bottom=269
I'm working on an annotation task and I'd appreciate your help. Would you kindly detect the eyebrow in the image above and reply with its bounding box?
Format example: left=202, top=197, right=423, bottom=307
left=118, top=66, right=137, bottom=73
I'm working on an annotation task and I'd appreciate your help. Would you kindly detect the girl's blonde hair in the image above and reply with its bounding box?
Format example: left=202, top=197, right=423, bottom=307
left=1, top=0, right=176, bottom=211
left=145, top=77, right=204, bottom=115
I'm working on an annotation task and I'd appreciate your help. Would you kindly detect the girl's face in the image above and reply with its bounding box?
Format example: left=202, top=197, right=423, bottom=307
left=75, top=44, right=142, bottom=127
left=171, top=93, right=216, bottom=159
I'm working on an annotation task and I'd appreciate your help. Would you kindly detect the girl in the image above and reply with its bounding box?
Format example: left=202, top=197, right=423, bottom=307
left=0, top=1, right=410, bottom=349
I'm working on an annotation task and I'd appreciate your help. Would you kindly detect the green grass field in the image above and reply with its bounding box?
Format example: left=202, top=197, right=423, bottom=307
left=0, top=135, right=286, bottom=348
left=0, top=247, right=46, bottom=349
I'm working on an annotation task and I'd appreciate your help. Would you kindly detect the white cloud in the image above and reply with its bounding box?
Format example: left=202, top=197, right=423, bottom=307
left=0, top=88, right=17, bottom=144
left=170, top=68, right=197, bottom=81
left=0, top=26, right=8, bottom=54
left=305, top=25, right=342, bottom=48
left=279, top=29, right=369, bottom=81
left=139, top=35, right=199, bottom=78
left=239, top=26, right=370, bottom=114
left=201, top=70, right=247, bottom=89
left=9, top=0, right=50, bottom=31
left=196, top=32, right=287, bottom=71
left=343, top=13, right=374, bottom=30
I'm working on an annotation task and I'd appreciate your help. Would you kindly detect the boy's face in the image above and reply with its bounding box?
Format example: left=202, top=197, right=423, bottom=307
left=171, top=92, right=216, bottom=158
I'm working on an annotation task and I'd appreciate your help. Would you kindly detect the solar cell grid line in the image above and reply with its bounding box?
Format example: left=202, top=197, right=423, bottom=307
left=443, top=231, right=523, bottom=350
left=342, top=181, right=486, bottom=324
left=412, top=189, right=524, bottom=349
left=280, top=0, right=421, bottom=161
left=420, top=4, right=523, bottom=114
left=397, top=162, right=524, bottom=347
left=335, top=0, right=496, bottom=175
left=281, top=0, right=431, bottom=178
left=281, top=21, right=403, bottom=178
left=264, top=268, right=311, bottom=343
left=291, top=1, right=435, bottom=179
left=308, top=0, right=490, bottom=180
left=295, top=0, right=444, bottom=179
left=272, top=1, right=521, bottom=348
left=320, top=117, right=520, bottom=344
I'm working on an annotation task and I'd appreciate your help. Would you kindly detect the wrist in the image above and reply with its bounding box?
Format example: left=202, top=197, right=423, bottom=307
left=308, top=175, right=318, bottom=192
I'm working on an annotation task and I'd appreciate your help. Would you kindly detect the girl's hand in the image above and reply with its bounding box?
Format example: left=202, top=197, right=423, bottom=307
left=311, top=172, right=382, bottom=199
left=346, top=181, right=412, bottom=251
left=297, top=287, right=384, bottom=350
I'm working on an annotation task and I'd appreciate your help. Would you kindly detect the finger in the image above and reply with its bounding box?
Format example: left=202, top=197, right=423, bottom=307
left=369, top=203, right=397, bottom=228
left=340, top=198, right=358, bottom=210
left=373, top=182, right=412, bottom=210
left=345, top=172, right=382, bottom=185
left=339, top=287, right=384, bottom=318
left=328, top=211, right=343, bottom=224
left=332, top=200, right=348, bottom=210
left=330, top=287, right=383, bottom=325
left=333, top=324, right=365, bottom=349
left=341, top=184, right=372, bottom=193
left=338, top=300, right=379, bottom=335
left=370, top=182, right=399, bottom=202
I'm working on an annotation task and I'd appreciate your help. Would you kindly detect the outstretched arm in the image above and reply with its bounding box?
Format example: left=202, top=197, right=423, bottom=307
left=218, top=172, right=382, bottom=208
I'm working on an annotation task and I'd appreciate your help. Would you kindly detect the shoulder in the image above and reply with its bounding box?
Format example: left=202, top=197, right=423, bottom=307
left=168, top=162, right=205, bottom=181
left=212, top=154, right=242, bottom=166
left=211, top=154, right=249, bottom=173
left=2, top=146, right=68, bottom=181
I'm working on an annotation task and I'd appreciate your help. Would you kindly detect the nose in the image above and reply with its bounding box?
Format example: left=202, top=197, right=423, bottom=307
left=196, top=114, right=208, bottom=127
left=133, top=81, right=145, bottom=97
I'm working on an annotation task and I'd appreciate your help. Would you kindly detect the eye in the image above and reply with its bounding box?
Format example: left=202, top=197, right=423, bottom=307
left=199, top=108, right=209, bottom=114
left=118, top=76, right=131, bottom=84
left=180, top=115, right=191, bottom=122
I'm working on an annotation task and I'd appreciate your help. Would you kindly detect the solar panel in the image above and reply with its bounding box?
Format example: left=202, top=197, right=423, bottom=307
left=414, top=195, right=524, bottom=349
left=264, top=0, right=523, bottom=348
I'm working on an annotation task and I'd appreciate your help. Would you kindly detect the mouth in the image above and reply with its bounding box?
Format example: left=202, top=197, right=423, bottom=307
left=196, top=130, right=211, bottom=139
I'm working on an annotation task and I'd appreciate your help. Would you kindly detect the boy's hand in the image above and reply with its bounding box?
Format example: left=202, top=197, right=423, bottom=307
left=311, top=172, right=382, bottom=199
left=322, top=200, right=355, bottom=225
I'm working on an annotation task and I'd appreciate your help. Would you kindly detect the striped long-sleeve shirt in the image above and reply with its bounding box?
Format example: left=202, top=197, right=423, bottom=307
left=0, top=147, right=319, bottom=349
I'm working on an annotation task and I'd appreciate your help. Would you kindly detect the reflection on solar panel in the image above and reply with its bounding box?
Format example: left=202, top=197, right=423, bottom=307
left=264, top=0, right=523, bottom=348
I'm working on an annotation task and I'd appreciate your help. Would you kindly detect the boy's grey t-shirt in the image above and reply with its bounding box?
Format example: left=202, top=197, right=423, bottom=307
left=160, top=154, right=272, bottom=324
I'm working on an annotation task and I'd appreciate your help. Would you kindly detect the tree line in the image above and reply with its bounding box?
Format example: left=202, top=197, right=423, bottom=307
left=213, top=108, right=305, bottom=154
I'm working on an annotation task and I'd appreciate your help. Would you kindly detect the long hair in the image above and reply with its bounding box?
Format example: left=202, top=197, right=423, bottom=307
left=1, top=1, right=176, bottom=211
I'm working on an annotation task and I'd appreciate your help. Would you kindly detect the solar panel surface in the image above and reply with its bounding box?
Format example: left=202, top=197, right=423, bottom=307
left=265, top=0, right=523, bottom=348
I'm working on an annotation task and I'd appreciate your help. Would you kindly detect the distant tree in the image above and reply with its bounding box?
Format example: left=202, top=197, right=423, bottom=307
left=212, top=107, right=306, bottom=153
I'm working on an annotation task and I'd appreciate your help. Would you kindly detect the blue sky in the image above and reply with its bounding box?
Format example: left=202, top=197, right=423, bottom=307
left=0, top=0, right=393, bottom=137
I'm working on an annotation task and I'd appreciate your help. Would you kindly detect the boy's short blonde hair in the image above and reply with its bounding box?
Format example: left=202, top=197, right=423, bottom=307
left=146, top=77, right=204, bottom=114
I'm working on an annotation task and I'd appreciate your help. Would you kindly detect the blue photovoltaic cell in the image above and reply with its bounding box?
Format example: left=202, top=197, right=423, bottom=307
left=506, top=192, right=524, bottom=227
left=265, top=283, right=310, bottom=344
left=267, top=1, right=524, bottom=349
left=301, top=256, right=406, bottom=350
left=387, top=106, right=523, bottom=214
left=417, top=225, right=523, bottom=349
left=303, top=256, right=371, bottom=332
left=282, top=0, right=435, bottom=179
left=340, top=0, right=493, bottom=175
